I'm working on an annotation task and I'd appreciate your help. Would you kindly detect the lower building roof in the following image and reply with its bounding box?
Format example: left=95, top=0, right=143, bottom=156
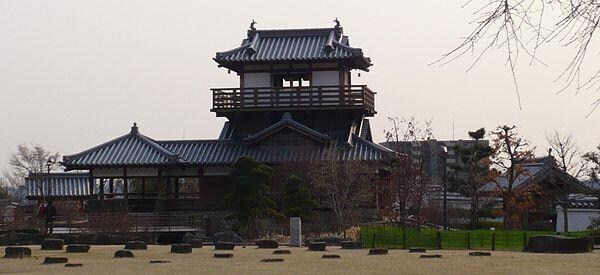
left=62, top=115, right=394, bottom=170
left=26, top=172, right=90, bottom=199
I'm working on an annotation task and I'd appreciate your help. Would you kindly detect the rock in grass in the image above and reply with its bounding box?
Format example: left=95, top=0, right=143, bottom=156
left=256, top=239, right=279, bottom=249
left=341, top=241, right=362, bottom=249
left=149, top=260, right=171, bottom=264
left=260, top=258, right=284, bottom=262
left=469, top=252, right=492, bottom=256
left=124, top=241, right=147, bottom=250
left=43, top=257, right=68, bottom=264
left=65, top=263, right=83, bottom=267
left=189, top=239, right=203, bottom=248
left=66, top=244, right=90, bottom=253
left=214, top=242, right=235, bottom=250
left=322, top=254, right=341, bottom=259
left=420, top=254, right=442, bottom=258
left=307, top=242, right=327, bottom=251
left=4, top=247, right=32, bottom=258
left=408, top=247, right=426, bottom=253
left=273, top=249, right=291, bottom=255
left=368, top=248, right=388, bottom=255
left=524, top=235, right=593, bottom=253
left=214, top=253, right=233, bottom=258
left=170, top=244, right=192, bottom=254
left=114, top=250, right=134, bottom=258
left=41, top=238, right=64, bottom=250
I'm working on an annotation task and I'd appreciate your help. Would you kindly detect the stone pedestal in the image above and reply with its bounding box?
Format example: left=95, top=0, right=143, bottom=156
left=290, top=217, right=301, bottom=247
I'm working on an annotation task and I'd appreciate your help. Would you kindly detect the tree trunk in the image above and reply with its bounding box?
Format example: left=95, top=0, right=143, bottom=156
left=503, top=195, right=512, bottom=230
left=562, top=193, right=569, bottom=232
left=470, top=197, right=478, bottom=229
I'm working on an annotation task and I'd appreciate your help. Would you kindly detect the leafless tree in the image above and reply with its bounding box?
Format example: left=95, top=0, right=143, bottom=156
left=438, top=1, right=600, bottom=114
left=382, top=117, right=435, bottom=229
left=546, top=130, right=589, bottom=178
left=583, top=145, right=600, bottom=197
left=309, top=148, right=374, bottom=233
left=4, top=144, right=61, bottom=202
left=545, top=130, right=589, bottom=231
left=489, top=125, right=536, bottom=230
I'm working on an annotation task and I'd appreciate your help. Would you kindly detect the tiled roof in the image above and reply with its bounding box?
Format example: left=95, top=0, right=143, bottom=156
left=63, top=119, right=393, bottom=169
left=62, top=123, right=182, bottom=168
left=160, top=134, right=392, bottom=165
left=479, top=157, right=584, bottom=192
left=26, top=173, right=90, bottom=198
left=214, top=26, right=372, bottom=70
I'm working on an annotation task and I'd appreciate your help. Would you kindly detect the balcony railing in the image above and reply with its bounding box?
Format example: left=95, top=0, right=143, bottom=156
left=211, top=85, right=375, bottom=115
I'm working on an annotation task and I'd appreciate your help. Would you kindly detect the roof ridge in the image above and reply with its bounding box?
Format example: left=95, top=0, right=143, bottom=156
left=157, top=139, right=230, bottom=144
left=351, top=134, right=395, bottom=153
left=63, top=125, right=180, bottom=164
left=244, top=113, right=329, bottom=145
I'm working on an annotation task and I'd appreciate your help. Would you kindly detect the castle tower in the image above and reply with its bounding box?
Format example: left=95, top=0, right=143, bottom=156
left=212, top=20, right=375, bottom=140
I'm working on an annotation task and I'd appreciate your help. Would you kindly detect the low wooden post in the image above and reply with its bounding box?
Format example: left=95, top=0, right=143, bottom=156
left=467, top=232, right=471, bottom=250
left=492, top=233, right=496, bottom=251
left=402, top=231, right=407, bottom=249
left=523, top=232, right=527, bottom=248
left=372, top=233, right=376, bottom=248
left=436, top=231, right=442, bottom=249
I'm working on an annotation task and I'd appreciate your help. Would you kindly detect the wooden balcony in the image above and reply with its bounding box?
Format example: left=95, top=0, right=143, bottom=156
left=211, top=85, right=376, bottom=116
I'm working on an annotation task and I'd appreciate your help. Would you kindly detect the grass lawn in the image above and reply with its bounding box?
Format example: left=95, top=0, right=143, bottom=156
left=1, top=245, right=599, bottom=274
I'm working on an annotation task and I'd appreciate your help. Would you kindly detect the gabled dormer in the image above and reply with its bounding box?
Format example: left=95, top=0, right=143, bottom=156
left=244, top=113, right=330, bottom=150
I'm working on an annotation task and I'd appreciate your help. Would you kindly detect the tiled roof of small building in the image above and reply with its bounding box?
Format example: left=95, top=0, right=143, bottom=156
left=214, top=23, right=372, bottom=70
left=479, top=157, right=585, bottom=192
left=62, top=123, right=182, bottom=167
left=26, top=172, right=90, bottom=199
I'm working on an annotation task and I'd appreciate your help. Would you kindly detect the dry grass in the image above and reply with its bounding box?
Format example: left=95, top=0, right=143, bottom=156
left=1, top=245, right=600, bottom=275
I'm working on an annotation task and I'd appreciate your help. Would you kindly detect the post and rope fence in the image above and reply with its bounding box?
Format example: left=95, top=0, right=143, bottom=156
left=359, top=225, right=589, bottom=251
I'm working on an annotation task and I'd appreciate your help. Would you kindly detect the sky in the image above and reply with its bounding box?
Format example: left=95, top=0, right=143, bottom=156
left=0, top=0, right=599, bottom=172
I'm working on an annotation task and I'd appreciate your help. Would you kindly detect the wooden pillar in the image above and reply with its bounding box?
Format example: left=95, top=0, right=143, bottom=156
left=99, top=178, right=105, bottom=200
left=123, top=168, right=128, bottom=199
left=174, top=178, right=180, bottom=199
left=88, top=170, right=94, bottom=196
left=109, top=178, right=114, bottom=197
left=142, top=179, right=146, bottom=199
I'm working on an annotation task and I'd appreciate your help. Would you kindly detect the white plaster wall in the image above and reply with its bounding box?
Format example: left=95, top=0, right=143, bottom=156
left=311, top=71, right=339, bottom=86
left=92, top=168, right=123, bottom=177
left=555, top=207, right=600, bottom=232
left=127, top=167, right=158, bottom=177
left=243, top=73, right=270, bottom=88
left=203, top=166, right=231, bottom=176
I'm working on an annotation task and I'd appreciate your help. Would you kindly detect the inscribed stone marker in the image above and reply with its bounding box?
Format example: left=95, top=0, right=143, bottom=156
left=290, top=217, right=301, bottom=247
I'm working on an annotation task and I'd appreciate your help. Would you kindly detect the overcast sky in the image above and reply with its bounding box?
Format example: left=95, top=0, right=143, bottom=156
left=1, top=0, right=599, bottom=171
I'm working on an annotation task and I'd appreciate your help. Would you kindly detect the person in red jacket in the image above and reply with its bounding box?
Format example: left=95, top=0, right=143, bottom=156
left=37, top=202, right=47, bottom=233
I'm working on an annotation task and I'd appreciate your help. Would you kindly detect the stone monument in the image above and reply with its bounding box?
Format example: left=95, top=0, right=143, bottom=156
left=290, top=217, right=301, bottom=247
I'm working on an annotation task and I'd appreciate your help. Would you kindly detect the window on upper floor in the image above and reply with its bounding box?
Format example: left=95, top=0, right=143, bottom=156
left=272, top=73, right=310, bottom=88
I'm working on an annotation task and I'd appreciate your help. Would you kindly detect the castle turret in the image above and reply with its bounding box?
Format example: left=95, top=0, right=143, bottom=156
left=212, top=21, right=375, bottom=139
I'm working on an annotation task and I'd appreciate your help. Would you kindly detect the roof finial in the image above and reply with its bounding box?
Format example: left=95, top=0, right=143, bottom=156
left=333, top=18, right=341, bottom=29
left=249, top=19, right=257, bottom=31
left=282, top=112, right=292, bottom=120
left=131, top=122, right=139, bottom=133
left=548, top=148, right=553, bottom=156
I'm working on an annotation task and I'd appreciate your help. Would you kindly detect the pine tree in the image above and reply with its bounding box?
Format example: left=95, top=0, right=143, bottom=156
left=281, top=175, right=317, bottom=220
left=448, top=128, right=492, bottom=229
left=226, top=157, right=281, bottom=236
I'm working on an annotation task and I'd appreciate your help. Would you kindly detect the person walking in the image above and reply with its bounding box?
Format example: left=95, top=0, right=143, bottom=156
left=37, top=201, right=47, bottom=233
left=44, top=201, right=57, bottom=234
